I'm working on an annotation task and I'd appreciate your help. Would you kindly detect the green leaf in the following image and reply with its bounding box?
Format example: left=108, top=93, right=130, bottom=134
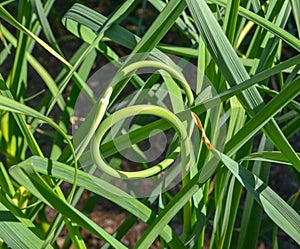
left=186, top=0, right=300, bottom=172
left=0, top=201, right=53, bottom=249
left=0, top=5, right=72, bottom=67
left=243, top=151, right=300, bottom=166
left=237, top=135, right=273, bottom=249
left=9, top=156, right=185, bottom=249
left=134, top=175, right=201, bottom=249
left=0, top=75, right=43, bottom=157
left=30, top=0, right=62, bottom=53
left=0, top=162, right=15, bottom=196
left=213, top=150, right=300, bottom=245
left=0, top=25, right=65, bottom=110
left=9, top=161, right=127, bottom=249
left=225, top=76, right=300, bottom=172
left=290, top=0, right=300, bottom=39
left=46, top=0, right=137, bottom=116
left=211, top=0, right=300, bottom=52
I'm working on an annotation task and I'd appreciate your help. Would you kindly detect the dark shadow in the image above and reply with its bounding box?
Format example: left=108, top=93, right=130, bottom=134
left=0, top=211, right=19, bottom=222
left=47, top=158, right=53, bottom=176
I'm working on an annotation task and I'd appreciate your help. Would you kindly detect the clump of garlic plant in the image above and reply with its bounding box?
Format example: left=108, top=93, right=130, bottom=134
left=0, top=0, right=299, bottom=248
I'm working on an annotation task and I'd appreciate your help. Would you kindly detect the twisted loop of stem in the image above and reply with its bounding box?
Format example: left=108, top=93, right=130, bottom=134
left=89, top=58, right=195, bottom=235
left=112, top=60, right=195, bottom=106
left=88, top=59, right=195, bottom=179
left=91, top=104, right=191, bottom=179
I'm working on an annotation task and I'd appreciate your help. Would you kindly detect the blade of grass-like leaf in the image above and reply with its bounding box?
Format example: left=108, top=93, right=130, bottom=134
left=250, top=0, right=261, bottom=13
left=25, top=0, right=55, bottom=58
left=217, top=175, right=239, bottom=249
left=62, top=4, right=140, bottom=52
left=29, top=43, right=95, bottom=133
left=186, top=0, right=300, bottom=171
left=0, top=94, right=79, bottom=201
left=286, top=64, right=300, bottom=84
left=0, top=0, right=14, bottom=6
left=213, top=99, right=245, bottom=247
left=30, top=0, right=62, bottom=53
left=46, top=0, right=136, bottom=116
left=125, top=0, right=186, bottom=55
left=28, top=51, right=65, bottom=110
left=0, top=21, right=10, bottom=55
left=244, top=0, right=285, bottom=64
left=190, top=37, right=211, bottom=249
left=148, top=0, right=198, bottom=42
left=0, top=162, right=15, bottom=196
left=211, top=0, right=300, bottom=52
left=0, top=202, right=53, bottom=249
left=237, top=135, right=273, bottom=249
left=1, top=20, right=65, bottom=110
left=156, top=45, right=198, bottom=57
left=193, top=113, right=300, bottom=245
left=9, top=165, right=127, bottom=249
left=290, top=0, right=300, bottom=39
left=0, top=5, right=72, bottom=67
left=277, top=111, right=299, bottom=124
left=10, top=156, right=185, bottom=249
left=50, top=48, right=97, bottom=160
left=243, top=151, right=300, bottom=166
left=213, top=150, right=300, bottom=245
left=0, top=75, right=43, bottom=157
left=223, top=0, right=239, bottom=44
left=0, top=43, right=11, bottom=65
left=0, top=189, right=35, bottom=228
left=64, top=219, right=87, bottom=249
left=257, top=85, right=300, bottom=114
left=283, top=115, right=300, bottom=139
left=134, top=176, right=201, bottom=248
left=255, top=0, right=291, bottom=74
left=7, top=0, right=30, bottom=100
left=225, top=77, right=300, bottom=171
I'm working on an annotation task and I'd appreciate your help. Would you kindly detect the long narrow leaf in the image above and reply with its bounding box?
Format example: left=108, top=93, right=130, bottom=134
left=9, top=163, right=127, bottom=249
left=9, top=156, right=185, bottom=248
left=186, top=0, right=300, bottom=171
left=211, top=0, right=300, bottom=52
left=0, top=5, right=72, bottom=67
left=214, top=150, right=300, bottom=245
left=0, top=202, right=53, bottom=249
